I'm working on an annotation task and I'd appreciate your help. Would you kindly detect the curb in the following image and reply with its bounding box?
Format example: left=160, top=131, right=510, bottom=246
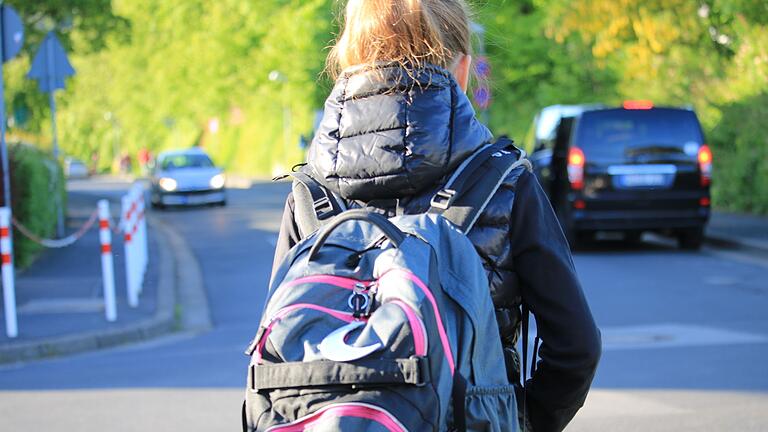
left=0, top=215, right=209, bottom=364
left=705, top=232, right=768, bottom=256
left=152, top=217, right=212, bottom=333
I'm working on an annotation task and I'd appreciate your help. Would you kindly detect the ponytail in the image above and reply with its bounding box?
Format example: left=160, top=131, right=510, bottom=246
left=328, top=0, right=472, bottom=76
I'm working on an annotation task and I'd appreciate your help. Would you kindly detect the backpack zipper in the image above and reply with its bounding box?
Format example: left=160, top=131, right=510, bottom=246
left=264, top=402, right=408, bottom=432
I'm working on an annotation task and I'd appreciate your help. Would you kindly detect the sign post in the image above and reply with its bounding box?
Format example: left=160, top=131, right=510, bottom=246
left=28, top=31, right=75, bottom=239
left=0, top=4, right=24, bottom=339
left=0, top=4, right=23, bottom=210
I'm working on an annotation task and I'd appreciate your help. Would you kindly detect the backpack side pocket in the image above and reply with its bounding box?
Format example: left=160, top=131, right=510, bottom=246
left=465, top=384, right=521, bottom=432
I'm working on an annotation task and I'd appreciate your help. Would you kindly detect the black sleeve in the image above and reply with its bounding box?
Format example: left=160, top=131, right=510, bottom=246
left=271, top=192, right=302, bottom=282
left=509, top=171, right=602, bottom=432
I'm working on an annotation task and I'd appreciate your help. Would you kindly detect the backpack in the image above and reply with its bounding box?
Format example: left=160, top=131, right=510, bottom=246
left=244, top=139, right=531, bottom=431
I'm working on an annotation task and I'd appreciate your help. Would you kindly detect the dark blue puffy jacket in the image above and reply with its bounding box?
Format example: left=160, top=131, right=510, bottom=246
left=274, top=63, right=601, bottom=432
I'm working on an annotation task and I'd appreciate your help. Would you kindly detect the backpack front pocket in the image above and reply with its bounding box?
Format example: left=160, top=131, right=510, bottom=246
left=253, top=300, right=428, bottom=364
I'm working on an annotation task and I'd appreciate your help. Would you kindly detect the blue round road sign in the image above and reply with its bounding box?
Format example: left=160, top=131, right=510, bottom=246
left=1, top=5, right=24, bottom=63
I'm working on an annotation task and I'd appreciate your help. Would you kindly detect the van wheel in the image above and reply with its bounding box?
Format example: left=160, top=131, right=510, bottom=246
left=678, top=227, right=704, bottom=250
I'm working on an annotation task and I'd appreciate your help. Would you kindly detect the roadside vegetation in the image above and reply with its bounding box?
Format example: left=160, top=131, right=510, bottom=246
left=8, top=143, right=66, bottom=268
left=5, top=0, right=767, bottom=214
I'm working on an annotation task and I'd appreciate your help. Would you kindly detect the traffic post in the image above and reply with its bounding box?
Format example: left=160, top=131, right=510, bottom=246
left=98, top=200, right=117, bottom=321
left=0, top=207, right=17, bottom=338
left=122, top=194, right=138, bottom=307
left=132, top=185, right=148, bottom=293
left=0, top=5, right=24, bottom=339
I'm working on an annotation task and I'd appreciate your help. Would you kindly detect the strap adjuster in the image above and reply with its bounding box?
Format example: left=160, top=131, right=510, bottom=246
left=314, top=196, right=335, bottom=220
left=430, top=188, right=457, bottom=210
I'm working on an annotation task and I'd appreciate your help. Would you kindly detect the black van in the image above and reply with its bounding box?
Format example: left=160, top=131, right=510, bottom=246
left=529, top=102, right=712, bottom=249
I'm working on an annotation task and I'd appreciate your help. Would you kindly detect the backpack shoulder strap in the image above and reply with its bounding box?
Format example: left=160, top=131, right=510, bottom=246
left=288, top=167, right=346, bottom=238
left=429, top=136, right=532, bottom=233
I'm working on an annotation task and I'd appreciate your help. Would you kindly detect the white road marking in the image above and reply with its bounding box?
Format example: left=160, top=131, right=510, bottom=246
left=601, top=323, right=768, bottom=351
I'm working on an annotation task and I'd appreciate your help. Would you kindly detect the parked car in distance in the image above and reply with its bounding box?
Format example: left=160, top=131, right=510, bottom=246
left=150, top=148, right=227, bottom=209
left=529, top=101, right=711, bottom=250
left=64, top=157, right=89, bottom=179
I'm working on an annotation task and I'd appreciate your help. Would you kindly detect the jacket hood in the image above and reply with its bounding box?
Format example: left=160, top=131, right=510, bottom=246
left=308, top=63, right=493, bottom=201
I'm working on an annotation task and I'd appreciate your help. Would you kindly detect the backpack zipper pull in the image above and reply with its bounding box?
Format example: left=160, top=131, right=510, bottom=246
left=364, top=282, right=378, bottom=317
left=350, top=282, right=371, bottom=319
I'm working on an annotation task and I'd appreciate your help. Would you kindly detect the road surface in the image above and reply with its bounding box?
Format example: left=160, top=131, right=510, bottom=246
left=1, top=179, right=766, bottom=431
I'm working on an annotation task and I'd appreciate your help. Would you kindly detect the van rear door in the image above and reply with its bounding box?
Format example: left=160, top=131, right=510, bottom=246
left=572, top=107, right=706, bottom=211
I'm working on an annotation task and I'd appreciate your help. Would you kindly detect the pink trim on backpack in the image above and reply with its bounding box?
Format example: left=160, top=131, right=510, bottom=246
left=380, top=269, right=455, bottom=375
left=284, top=274, right=370, bottom=291
left=255, top=304, right=358, bottom=363
left=389, top=300, right=428, bottom=357
left=265, top=402, right=407, bottom=432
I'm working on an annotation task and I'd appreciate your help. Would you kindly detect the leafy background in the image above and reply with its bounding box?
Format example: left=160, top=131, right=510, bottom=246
left=5, top=0, right=768, bottom=213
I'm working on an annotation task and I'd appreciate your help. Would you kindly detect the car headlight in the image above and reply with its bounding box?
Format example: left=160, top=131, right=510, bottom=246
left=210, top=173, right=226, bottom=189
left=158, top=177, right=178, bottom=191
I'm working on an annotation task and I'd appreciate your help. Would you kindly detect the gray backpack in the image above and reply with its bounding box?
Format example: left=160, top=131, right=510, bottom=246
left=244, top=140, right=530, bottom=431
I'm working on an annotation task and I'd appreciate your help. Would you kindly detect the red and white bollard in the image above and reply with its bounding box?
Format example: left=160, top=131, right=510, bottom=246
left=0, top=207, right=18, bottom=338
left=131, top=185, right=147, bottom=294
left=122, top=194, right=139, bottom=307
left=137, top=187, right=148, bottom=290
left=98, top=200, right=117, bottom=321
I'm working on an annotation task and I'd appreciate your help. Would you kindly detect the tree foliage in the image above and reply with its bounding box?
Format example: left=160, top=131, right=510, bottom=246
left=5, top=0, right=767, bottom=212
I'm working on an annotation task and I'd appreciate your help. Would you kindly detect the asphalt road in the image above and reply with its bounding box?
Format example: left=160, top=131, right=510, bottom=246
left=1, top=179, right=767, bottom=431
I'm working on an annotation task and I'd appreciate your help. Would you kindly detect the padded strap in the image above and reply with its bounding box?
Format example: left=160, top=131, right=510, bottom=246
left=520, top=303, right=540, bottom=431
left=251, top=357, right=430, bottom=391
left=292, top=171, right=343, bottom=221
left=430, top=137, right=531, bottom=234
left=290, top=169, right=345, bottom=237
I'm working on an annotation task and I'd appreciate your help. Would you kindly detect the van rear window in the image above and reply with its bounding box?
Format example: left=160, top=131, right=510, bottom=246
left=574, top=108, right=704, bottom=162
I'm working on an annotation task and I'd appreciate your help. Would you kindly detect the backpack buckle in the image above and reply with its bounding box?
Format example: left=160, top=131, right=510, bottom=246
left=430, top=188, right=457, bottom=210
left=314, top=196, right=335, bottom=220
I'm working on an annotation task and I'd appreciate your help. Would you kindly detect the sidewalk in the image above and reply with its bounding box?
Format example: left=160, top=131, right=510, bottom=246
left=0, top=179, right=209, bottom=364
left=706, top=211, right=768, bottom=254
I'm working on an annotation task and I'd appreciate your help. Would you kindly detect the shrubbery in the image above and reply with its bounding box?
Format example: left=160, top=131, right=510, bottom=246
left=8, top=143, right=66, bottom=269
left=709, top=93, right=768, bottom=215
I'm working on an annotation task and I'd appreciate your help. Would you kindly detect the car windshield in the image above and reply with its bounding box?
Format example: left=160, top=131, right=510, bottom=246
left=160, top=154, right=214, bottom=170
left=574, top=108, right=704, bottom=162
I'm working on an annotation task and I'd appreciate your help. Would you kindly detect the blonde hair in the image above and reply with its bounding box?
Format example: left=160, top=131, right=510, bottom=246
left=328, top=0, right=472, bottom=76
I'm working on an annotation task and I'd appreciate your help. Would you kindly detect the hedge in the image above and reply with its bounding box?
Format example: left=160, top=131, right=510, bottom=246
left=709, top=93, right=768, bottom=216
left=7, top=143, right=67, bottom=269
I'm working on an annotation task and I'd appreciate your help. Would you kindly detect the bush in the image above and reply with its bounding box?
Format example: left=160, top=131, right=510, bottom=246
left=708, top=93, right=768, bottom=215
left=7, top=143, right=67, bottom=269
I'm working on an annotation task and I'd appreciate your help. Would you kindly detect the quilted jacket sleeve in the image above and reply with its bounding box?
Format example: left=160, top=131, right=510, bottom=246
left=509, top=171, right=602, bottom=432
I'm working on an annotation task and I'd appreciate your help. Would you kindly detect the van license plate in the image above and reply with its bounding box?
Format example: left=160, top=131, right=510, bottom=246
left=617, top=174, right=668, bottom=188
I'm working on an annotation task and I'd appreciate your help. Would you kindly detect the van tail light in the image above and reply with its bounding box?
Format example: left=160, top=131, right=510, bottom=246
left=623, top=100, right=654, bottom=110
left=568, top=147, right=585, bottom=190
left=698, top=144, right=712, bottom=187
